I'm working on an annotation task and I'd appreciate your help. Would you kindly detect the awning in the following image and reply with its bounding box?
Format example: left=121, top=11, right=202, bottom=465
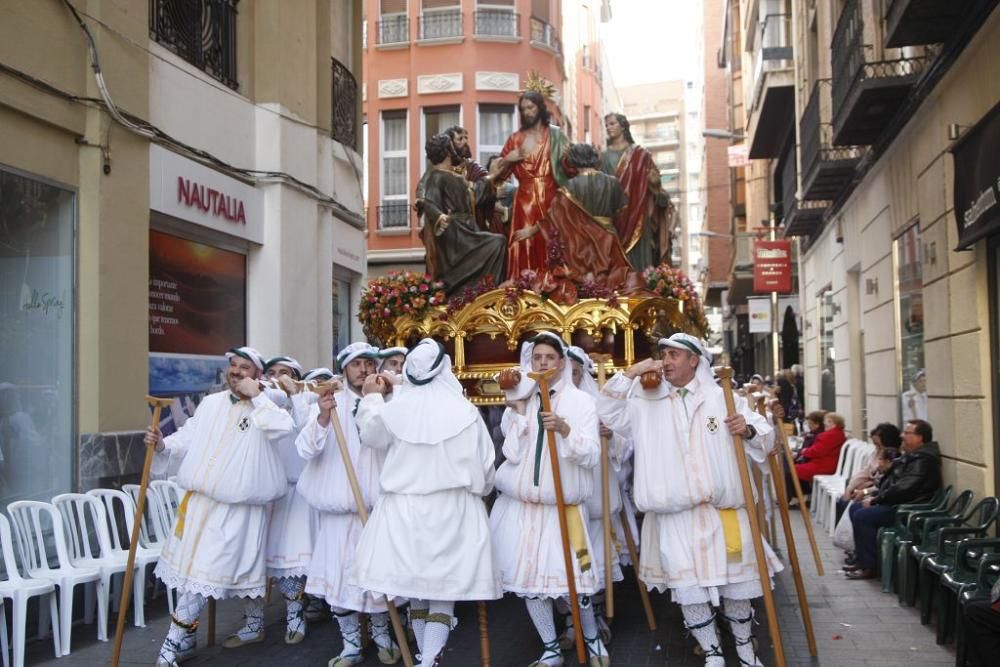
left=952, top=99, right=1000, bottom=249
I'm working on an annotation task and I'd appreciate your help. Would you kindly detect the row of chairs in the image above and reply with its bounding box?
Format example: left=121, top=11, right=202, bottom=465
left=0, top=480, right=182, bottom=667
left=876, top=486, right=1000, bottom=667
left=810, top=438, right=876, bottom=535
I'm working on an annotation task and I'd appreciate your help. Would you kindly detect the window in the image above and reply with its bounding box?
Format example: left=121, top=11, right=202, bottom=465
left=420, top=0, right=462, bottom=39
left=475, top=0, right=518, bottom=37
left=423, top=105, right=461, bottom=154
left=380, top=110, right=409, bottom=229
left=332, top=271, right=353, bottom=358
left=0, top=167, right=75, bottom=505
left=895, top=224, right=925, bottom=422
left=478, top=104, right=515, bottom=167
left=379, top=0, right=409, bottom=44
left=819, top=287, right=837, bottom=411
left=149, top=0, right=239, bottom=90
left=583, top=105, right=591, bottom=144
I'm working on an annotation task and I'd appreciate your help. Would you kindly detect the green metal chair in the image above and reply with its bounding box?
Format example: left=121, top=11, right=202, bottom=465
left=917, top=497, right=1000, bottom=627
left=939, top=535, right=1000, bottom=649
left=896, top=490, right=975, bottom=605
left=877, top=485, right=954, bottom=593
left=954, top=548, right=1000, bottom=667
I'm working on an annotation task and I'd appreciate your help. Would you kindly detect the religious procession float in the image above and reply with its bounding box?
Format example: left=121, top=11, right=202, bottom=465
left=359, top=72, right=710, bottom=404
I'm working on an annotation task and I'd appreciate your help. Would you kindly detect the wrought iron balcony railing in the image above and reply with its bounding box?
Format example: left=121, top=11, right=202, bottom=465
left=418, top=11, right=463, bottom=40
left=800, top=80, right=866, bottom=199
left=331, top=58, right=357, bottom=151
left=376, top=16, right=409, bottom=45
left=150, top=0, right=239, bottom=90
left=377, top=203, right=411, bottom=230
left=474, top=9, right=519, bottom=38
left=530, top=17, right=561, bottom=54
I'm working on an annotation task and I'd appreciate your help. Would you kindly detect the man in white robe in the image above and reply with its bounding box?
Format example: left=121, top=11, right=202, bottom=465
left=597, top=333, right=781, bottom=667
left=145, top=346, right=294, bottom=666
left=296, top=342, right=402, bottom=666
left=491, top=332, right=609, bottom=667
left=248, top=355, right=319, bottom=645
left=352, top=339, right=502, bottom=666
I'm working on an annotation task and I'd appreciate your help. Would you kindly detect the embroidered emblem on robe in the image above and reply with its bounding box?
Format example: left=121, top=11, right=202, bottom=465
left=706, top=416, right=719, bottom=433
left=237, top=416, right=251, bottom=432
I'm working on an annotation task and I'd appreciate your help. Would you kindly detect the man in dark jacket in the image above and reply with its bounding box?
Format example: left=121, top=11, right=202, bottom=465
left=845, top=419, right=942, bottom=579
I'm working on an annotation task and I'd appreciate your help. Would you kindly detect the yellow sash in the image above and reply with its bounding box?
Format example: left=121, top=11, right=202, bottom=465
left=719, top=508, right=742, bottom=560
left=565, top=504, right=591, bottom=571
left=174, top=490, right=194, bottom=538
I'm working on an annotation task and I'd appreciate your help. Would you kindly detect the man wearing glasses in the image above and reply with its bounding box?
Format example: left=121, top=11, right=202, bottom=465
left=845, top=419, right=942, bottom=580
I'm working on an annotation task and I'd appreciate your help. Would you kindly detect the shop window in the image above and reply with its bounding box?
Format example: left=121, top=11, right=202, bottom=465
left=0, top=167, right=75, bottom=504
left=819, top=287, right=837, bottom=411
left=148, top=230, right=247, bottom=436
left=333, top=271, right=353, bottom=358
left=478, top=103, right=515, bottom=168
left=895, top=224, right=925, bottom=422
left=380, top=110, right=409, bottom=229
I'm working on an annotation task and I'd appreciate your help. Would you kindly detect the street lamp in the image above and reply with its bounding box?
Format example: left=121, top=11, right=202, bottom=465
left=690, top=230, right=734, bottom=239
left=702, top=129, right=744, bottom=140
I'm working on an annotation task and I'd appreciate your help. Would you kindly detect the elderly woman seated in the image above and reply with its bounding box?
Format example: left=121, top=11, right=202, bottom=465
left=787, top=412, right=846, bottom=505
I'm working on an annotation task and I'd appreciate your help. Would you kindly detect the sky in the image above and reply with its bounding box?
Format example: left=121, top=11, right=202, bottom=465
left=605, top=0, right=704, bottom=87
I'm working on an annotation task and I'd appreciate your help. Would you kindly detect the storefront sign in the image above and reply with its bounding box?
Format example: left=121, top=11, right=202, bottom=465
left=332, top=216, right=366, bottom=274
left=728, top=144, right=749, bottom=167
left=149, top=145, right=263, bottom=243
left=747, top=297, right=772, bottom=333
left=753, top=240, right=792, bottom=293
left=953, top=99, right=1000, bottom=249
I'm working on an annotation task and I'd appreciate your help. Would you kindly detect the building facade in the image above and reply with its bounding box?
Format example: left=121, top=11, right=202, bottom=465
left=0, top=0, right=366, bottom=504
left=779, top=0, right=1000, bottom=495
left=363, top=0, right=610, bottom=275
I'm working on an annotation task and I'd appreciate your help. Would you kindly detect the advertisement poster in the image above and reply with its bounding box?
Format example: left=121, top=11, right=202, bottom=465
left=748, top=297, right=772, bottom=333
left=753, top=240, right=793, bottom=293
left=148, top=231, right=246, bottom=436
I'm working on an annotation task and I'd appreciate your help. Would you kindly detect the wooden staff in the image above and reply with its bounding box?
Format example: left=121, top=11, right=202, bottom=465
left=206, top=599, right=216, bottom=646
left=774, top=412, right=825, bottom=576
left=590, top=353, right=615, bottom=622
left=528, top=368, right=587, bottom=665
left=767, top=443, right=818, bottom=655
left=716, top=368, right=786, bottom=667
left=323, top=385, right=415, bottom=667
left=478, top=601, right=491, bottom=666
left=111, top=396, right=174, bottom=667
left=752, top=398, right=772, bottom=544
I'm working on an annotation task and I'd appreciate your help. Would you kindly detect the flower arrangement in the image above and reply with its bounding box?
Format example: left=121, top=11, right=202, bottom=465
left=445, top=275, right=497, bottom=316
left=358, top=271, right=446, bottom=342
left=641, top=263, right=709, bottom=332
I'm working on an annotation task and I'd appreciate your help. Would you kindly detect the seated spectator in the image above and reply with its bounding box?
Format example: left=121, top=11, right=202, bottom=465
left=845, top=419, right=942, bottom=580
left=963, top=578, right=1000, bottom=666
left=792, top=412, right=847, bottom=495
left=842, top=446, right=901, bottom=564
left=799, top=410, right=827, bottom=450
left=843, top=422, right=902, bottom=501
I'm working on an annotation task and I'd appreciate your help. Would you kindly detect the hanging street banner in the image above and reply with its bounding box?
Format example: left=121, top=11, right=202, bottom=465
left=753, top=239, right=793, bottom=293
left=747, top=297, right=772, bottom=333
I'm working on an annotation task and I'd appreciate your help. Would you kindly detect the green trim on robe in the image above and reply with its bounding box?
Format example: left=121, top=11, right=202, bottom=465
left=548, top=125, right=570, bottom=189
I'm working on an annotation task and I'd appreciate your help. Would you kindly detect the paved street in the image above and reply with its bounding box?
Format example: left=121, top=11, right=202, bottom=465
left=23, top=513, right=955, bottom=667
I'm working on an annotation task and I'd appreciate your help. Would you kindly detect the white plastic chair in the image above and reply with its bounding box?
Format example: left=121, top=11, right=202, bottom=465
left=122, top=484, right=169, bottom=555
left=809, top=438, right=855, bottom=525
left=7, top=500, right=106, bottom=656
left=149, top=479, right=182, bottom=537
left=86, top=489, right=159, bottom=627
left=0, top=513, right=60, bottom=667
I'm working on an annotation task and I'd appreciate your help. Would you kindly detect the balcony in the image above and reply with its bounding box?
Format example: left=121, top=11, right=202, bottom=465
left=149, top=0, right=239, bottom=90
left=474, top=9, right=520, bottom=39
left=530, top=17, right=561, bottom=55
left=884, top=0, right=973, bottom=47
left=800, top=80, right=866, bottom=200
left=376, top=16, right=409, bottom=47
left=418, top=11, right=463, bottom=42
left=747, top=13, right=795, bottom=158
left=782, top=199, right=827, bottom=240
left=377, top=203, right=410, bottom=230
left=831, top=0, right=933, bottom=146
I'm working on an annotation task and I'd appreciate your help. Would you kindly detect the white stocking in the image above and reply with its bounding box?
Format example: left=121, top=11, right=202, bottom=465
left=333, top=609, right=363, bottom=659
left=410, top=599, right=429, bottom=656
left=235, top=597, right=265, bottom=640
left=278, top=576, right=306, bottom=634
left=420, top=600, right=455, bottom=667
left=159, top=592, right=206, bottom=664
left=578, top=596, right=608, bottom=660
left=681, top=602, right=723, bottom=667
left=525, top=597, right=561, bottom=665
left=722, top=597, right=761, bottom=666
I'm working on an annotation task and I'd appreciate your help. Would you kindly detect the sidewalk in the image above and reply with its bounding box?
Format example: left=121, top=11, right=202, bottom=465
left=23, top=510, right=955, bottom=666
